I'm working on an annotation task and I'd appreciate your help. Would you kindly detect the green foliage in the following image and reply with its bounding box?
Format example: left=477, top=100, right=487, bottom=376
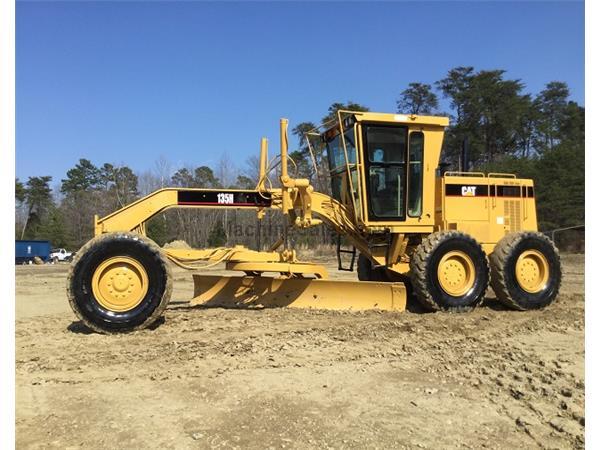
left=397, top=83, right=439, bottom=115
left=61, top=159, right=101, bottom=194
left=291, top=121, right=323, bottom=186
left=289, top=150, right=313, bottom=180
left=235, top=175, right=255, bottom=189
left=171, top=168, right=194, bottom=187
left=559, top=101, right=585, bottom=142
left=15, top=179, right=26, bottom=203
left=195, top=166, right=220, bottom=188
left=533, top=81, right=570, bottom=151
left=146, top=216, right=170, bottom=247
left=437, top=67, right=532, bottom=164
left=321, top=101, right=369, bottom=124
left=35, top=205, right=70, bottom=248
left=20, top=176, right=54, bottom=239
left=292, top=122, right=318, bottom=144
left=478, top=155, right=538, bottom=180
left=534, top=142, right=584, bottom=230
left=207, top=221, right=227, bottom=247
left=171, top=166, right=221, bottom=188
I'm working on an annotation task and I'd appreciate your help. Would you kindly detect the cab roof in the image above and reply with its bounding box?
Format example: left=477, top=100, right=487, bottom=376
left=353, top=111, right=449, bottom=127
left=321, top=111, right=449, bottom=141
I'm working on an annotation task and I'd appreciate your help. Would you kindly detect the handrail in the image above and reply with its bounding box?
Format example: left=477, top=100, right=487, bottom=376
left=444, top=171, right=518, bottom=179
left=488, top=172, right=517, bottom=179
left=542, top=224, right=585, bottom=242
left=444, top=171, right=485, bottom=177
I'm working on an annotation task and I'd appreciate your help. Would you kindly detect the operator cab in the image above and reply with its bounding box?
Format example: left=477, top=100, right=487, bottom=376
left=322, top=112, right=437, bottom=229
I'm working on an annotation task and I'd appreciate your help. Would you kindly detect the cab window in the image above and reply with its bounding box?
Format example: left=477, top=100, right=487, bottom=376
left=326, top=127, right=359, bottom=206
left=408, top=132, right=424, bottom=217
left=364, top=124, right=407, bottom=220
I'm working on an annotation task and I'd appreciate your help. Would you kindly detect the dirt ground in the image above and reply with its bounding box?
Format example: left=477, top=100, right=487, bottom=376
left=16, top=254, right=584, bottom=449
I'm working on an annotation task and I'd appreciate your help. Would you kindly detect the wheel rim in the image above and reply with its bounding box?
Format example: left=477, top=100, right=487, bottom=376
left=91, top=256, right=149, bottom=312
left=515, top=249, right=549, bottom=293
left=437, top=250, right=476, bottom=297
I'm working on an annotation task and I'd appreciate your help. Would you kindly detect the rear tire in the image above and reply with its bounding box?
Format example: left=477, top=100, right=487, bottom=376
left=490, top=232, right=561, bottom=310
left=67, top=232, right=172, bottom=333
left=410, top=231, right=489, bottom=312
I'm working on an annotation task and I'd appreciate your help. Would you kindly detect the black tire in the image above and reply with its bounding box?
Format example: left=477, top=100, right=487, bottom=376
left=67, top=232, right=172, bottom=333
left=410, top=231, right=489, bottom=312
left=490, top=232, right=561, bottom=310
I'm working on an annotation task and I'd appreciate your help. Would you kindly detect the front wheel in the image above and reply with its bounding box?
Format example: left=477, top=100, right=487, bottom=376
left=410, top=231, right=489, bottom=311
left=67, top=232, right=172, bottom=333
left=490, top=232, right=561, bottom=310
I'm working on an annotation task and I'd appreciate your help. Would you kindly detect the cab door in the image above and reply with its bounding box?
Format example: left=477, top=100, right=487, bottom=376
left=361, top=123, right=408, bottom=221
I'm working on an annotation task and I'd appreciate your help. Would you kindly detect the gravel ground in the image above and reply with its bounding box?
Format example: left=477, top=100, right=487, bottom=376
left=16, top=254, right=584, bottom=449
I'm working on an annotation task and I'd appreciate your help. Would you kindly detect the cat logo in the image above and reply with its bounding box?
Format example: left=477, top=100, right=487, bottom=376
left=461, top=186, right=477, bottom=197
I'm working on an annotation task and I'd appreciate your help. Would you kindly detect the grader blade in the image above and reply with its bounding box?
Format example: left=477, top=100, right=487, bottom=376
left=191, top=275, right=407, bottom=311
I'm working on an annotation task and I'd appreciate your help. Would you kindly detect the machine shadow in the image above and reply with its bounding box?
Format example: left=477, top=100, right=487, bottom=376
left=67, top=321, right=95, bottom=334
left=166, top=296, right=511, bottom=314
left=67, top=316, right=166, bottom=334
left=480, top=296, right=513, bottom=311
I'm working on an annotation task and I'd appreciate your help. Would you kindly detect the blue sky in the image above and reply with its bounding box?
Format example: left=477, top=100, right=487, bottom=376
left=16, top=1, right=584, bottom=187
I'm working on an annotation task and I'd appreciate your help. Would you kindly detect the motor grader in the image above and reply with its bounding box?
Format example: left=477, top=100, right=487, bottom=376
left=67, top=111, right=561, bottom=333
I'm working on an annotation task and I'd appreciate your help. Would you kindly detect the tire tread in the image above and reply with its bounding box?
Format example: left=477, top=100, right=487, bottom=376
left=409, top=231, right=490, bottom=312
left=490, top=231, right=561, bottom=310
left=67, top=232, right=172, bottom=334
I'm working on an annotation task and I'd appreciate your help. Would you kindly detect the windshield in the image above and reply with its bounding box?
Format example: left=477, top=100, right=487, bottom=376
left=326, top=128, right=357, bottom=172
left=324, top=126, right=360, bottom=206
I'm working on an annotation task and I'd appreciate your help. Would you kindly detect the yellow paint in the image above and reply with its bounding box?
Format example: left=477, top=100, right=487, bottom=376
left=87, top=111, right=544, bottom=312
left=191, top=275, right=406, bottom=311
left=437, top=173, right=538, bottom=255
left=91, top=256, right=148, bottom=312
left=515, top=249, right=549, bottom=293
left=165, top=246, right=286, bottom=263
left=436, top=250, right=476, bottom=296
left=225, top=261, right=328, bottom=279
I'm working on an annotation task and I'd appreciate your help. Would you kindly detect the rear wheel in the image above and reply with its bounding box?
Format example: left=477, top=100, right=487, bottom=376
left=490, top=232, right=561, bottom=310
left=410, top=231, right=489, bottom=311
left=67, top=232, right=172, bottom=333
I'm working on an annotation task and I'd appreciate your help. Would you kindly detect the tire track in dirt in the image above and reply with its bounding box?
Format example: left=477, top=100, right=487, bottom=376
left=16, top=256, right=584, bottom=448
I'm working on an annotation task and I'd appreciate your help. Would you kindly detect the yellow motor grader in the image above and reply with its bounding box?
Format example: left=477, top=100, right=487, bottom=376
left=67, top=111, right=561, bottom=333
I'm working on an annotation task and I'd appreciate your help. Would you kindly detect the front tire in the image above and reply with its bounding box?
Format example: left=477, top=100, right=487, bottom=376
left=67, top=232, right=172, bottom=333
left=490, top=232, right=561, bottom=310
left=410, top=231, right=489, bottom=311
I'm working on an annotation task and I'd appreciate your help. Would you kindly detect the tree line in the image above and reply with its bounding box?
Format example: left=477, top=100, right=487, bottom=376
left=15, top=66, right=584, bottom=251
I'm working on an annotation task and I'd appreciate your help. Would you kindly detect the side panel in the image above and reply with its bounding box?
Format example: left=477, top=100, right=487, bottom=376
left=439, top=176, right=538, bottom=252
left=95, top=188, right=273, bottom=235
left=177, top=190, right=272, bottom=207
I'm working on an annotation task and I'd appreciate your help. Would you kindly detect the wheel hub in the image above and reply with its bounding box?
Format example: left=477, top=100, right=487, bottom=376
left=515, top=250, right=549, bottom=293
left=437, top=250, right=476, bottom=297
left=91, top=256, right=149, bottom=312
